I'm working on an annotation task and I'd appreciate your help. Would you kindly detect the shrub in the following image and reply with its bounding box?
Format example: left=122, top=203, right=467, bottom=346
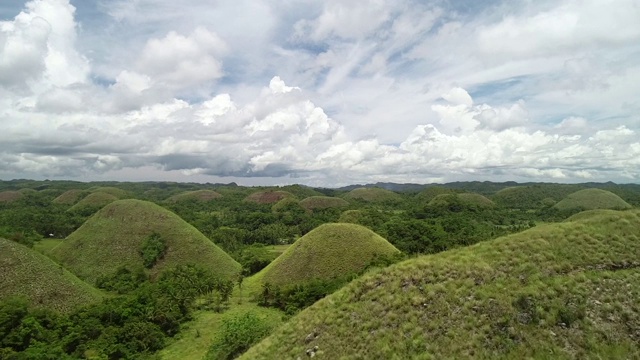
left=140, top=233, right=166, bottom=268
left=205, top=311, right=275, bottom=360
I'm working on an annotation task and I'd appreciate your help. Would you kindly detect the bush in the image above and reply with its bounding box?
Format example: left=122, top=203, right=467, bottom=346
left=140, top=232, right=166, bottom=268
left=205, top=311, right=275, bottom=360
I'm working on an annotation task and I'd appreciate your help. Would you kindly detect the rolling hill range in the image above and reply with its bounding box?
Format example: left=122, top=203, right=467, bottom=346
left=50, top=199, right=241, bottom=284
left=343, top=187, right=402, bottom=203
left=245, top=190, right=295, bottom=204
left=0, top=238, right=102, bottom=313
left=554, top=189, right=632, bottom=211
left=242, top=209, right=640, bottom=359
left=249, top=223, right=400, bottom=288
left=68, top=191, right=119, bottom=213
left=428, top=192, right=495, bottom=208
left=299, top=196, right=350, bottom=211
left=0, top=190, right=23, bottom=203
left=52, top=189, right=87, bottom=205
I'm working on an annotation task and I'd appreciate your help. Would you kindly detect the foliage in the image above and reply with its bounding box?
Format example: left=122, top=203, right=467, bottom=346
left=141, top=232, right=167, bottom=268
left=96, top=266, right=148, bottom=294
left=204, top=311, right=276, bottom=360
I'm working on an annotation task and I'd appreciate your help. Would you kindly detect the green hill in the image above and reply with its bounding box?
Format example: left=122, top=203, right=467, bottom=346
left=338, top=210, right=363, bottom=223
left=68, top=192, right=119, bottom=213
left=343, top=187, right=402, bottom=203
left=0, top=191, right=23, bottom=203
left=271, top=198, right=306, bottom=213
left=242, top=210, right=640, bottom=359
left=554, top=189, right=632, bottom=211
left=415, top=186, right=458, bottom=202
left=88, top=186, right=130, bottom=199
left=428, top=192, right=495, bottom=208
left=250, top=223, right=400, bottom=287
left=52, top=189, right=87, bottom=205
left=493, top=185, right=583, bottom=209
left=51, top=199, right=241, bottom=285
left=166, top=190, right=223, bottom=202
left=0, top=238, right=102, bottom=313
left=245, top=190, right=295, bottom=204
left=299, top=196, right=349, bottom=211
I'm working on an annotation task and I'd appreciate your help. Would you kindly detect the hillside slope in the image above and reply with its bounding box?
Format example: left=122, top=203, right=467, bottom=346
left=0, top=238, right=102, bottom=313
left=554, top=189, right=632, bottom=211
left=51, top=199, right=241, bottom=284
left=166, top=190, right=223, bottom=202
left=251, top=223, right=400, bottom=287
left=243, top=210, right=640, bottom=359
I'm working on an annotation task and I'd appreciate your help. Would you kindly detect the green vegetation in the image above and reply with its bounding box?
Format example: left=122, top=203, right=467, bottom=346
left=167, top=189, right=223, bottom=202
left=554, top=189, right=632, bottom=211
left=141, top=232, right=167, bottom=268
left=67, top=191, right=118, bottom=215
left=51, top=199, right=241, bottom=284
left=428, top=192, right=495, bottom=208
left=88, top=186, right=130, bottom=198
left=204, top=310, right=279, bottom=360
left=415, top=186, right=458, bottom=202
left=242, top=209, right=640, bottom=359
left=299, top=196, right=350, bottom=211
left=250, top=223, right=400, bottom=287
left=0, top=191, right=23, bottom=203
left=343, top=187, right=402, bottom=203
left=0, top=238, right=102, bottom=313
left=52, top=189, right=87, bottom=205
left=245, top=190, right=295, bottom=204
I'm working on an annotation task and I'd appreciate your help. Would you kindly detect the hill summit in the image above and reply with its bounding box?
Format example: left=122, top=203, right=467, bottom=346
left=554, top=188, right=632, bottom=211
left=50, top=199, right=241, bottom=284
left=253, top=223, right=400, bottom=287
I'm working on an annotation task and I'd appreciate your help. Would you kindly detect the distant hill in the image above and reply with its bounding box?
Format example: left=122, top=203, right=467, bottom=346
left=68, top=192, right=119, bottom=213
left=428, top=192, right=495, bottom=208
left=52, top=189, right=87, bottom=205
left=242, top=209, right=640, bottom=359
left=250, top=223, right=400, bottom=287
left=245, top=190, right=295, bottom=204
left=51, top=199, right=241, bottom=284
left=343, top=187, right=402, bottom=203
left=554, top=189, right=632, bottom=211
left=0, top=238, right=102, bottom=313
left=415, top=186, right=458, bottom=202
left=492, top=184, right=583, bottom=209
left=88, top=186, right=130, bottom=199
left=337, top=182, right=426, bottom=193
left=0, top=191, right=24, bottom=203
left=166, top=190, right=223, bottom=202
left=299, top=196, right=349, bottom=211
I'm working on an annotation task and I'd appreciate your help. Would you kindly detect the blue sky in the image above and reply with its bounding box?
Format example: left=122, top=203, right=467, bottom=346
left=0, top=0, right=639, bottom=186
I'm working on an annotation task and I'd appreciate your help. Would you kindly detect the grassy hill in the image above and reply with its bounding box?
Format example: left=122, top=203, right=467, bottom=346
left=493, top=185, right=583, bottom=209
left=0, top=191, right=24, bottom=203
left=50, top=199, right=241, bottom=284
left=88, top=186, right=130, bottom=199
left=242, top=209, right=640, bottom=359
left=52, top=189, right=87, bottom=205
left=428, top=193, right=495, bottom=208
left=250, top=223, right=400, bottom=288
left=343, top=187, right=402, bottom=203
left=554, top=189, right=632, bottom=211
left=0, top=238, right=102, bottom=313
left=68, top=192, right=119, bottom=213
left=415, top=186, right=458, bottom=202
left=166, top=190, right=223, bottom=202
left=299, top=196, right=350, bottom=211
left=245, top=190, right=295, bottom=204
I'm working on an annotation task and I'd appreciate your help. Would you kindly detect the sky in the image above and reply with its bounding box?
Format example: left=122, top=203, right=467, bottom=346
left=0, top=0, right=639, bottom=187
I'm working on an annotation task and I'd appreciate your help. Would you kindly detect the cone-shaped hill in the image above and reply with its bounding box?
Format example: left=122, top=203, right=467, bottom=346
left=166, top=189, right=223, bottom=202
left=0, top=238, right=102, bottom=313
left=68, top=192, right=119, bottom=213
left=51, top=199, right=241, bottom=285
left=252, top=223, right=400, bottom=287
left=299, top=196, right=350, bottom=211
left=0, top=190, right=23, bottom=203
left=88, top=186, right=130, bottom=198
left=415, top=186, right=457, bottom=202
left=428, top=192, right=495, bottom=208
left=242, top=209, right=640, bottom=359
left=245, top=190, right=295, bottom=204
left=53, top=189, right=87, bottom=205
left=554, top=189, right=632, bottom=211
left=343, top=187, right=402, bottom=203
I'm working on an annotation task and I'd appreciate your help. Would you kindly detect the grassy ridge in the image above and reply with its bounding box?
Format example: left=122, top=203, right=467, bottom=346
left=245, top=190, right=295, bottom=204
left=68, top=192, right=119, bottom=212
left=242, top=210, right=640, bottom=359
left=249, top=223, right=400, bottom=288
left=343, top=187, right=402, bottom=203
left=0, top=238, right=103, bottom=313
left=52, top=189, right=87, bottom=205
left=299, top=196, right=349, bottom=211
left=51, top=199, right=241, bottom=284
left=166, top=189, right=223, bottom=202
left=554, top=189, right=632, bottom=211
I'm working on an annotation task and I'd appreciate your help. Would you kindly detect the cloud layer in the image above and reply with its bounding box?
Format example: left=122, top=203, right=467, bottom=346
left=1, top=0, right=639, bottom=186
